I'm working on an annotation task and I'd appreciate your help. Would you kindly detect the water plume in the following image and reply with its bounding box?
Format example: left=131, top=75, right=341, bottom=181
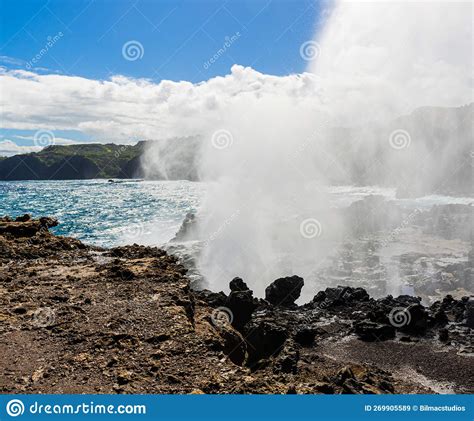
left=195, top=0, right=472, bottom=296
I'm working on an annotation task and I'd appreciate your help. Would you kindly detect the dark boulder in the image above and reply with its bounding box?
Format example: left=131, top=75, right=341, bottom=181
left=265, top=276, right=304, bottom=307
left=226, top=290, right=260, bottom=330
left=354, top=320, right=395, bottom=341
left=401, top=303, right=428, bottom=334
left=274, top=340, right=300, bottom=374
left=245, top=319, right=288, bottom=366
left=294, top=326, right=317, bottom=346
left=195, top=289, right=227, bottom=308
left=229, top=277, right=249, bottom=292
left=465, top=299, right=474, bottom=328
left=311, top=286, right=370, bottom=309
left=15, top=214, right=31, bottom=222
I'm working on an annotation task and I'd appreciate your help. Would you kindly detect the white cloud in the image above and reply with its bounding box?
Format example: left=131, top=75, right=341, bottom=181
left=0, top=65, right=324, bottom=141
left=0, top=136, right=81, bottom=157
left=0, top=0, right=471, bottom=141
left=0, top=140, right=42, bottom=157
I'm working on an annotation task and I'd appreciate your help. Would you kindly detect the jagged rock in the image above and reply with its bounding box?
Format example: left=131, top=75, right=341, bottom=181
left=333, top=366, right=355, bottom=386
left=286, top=385, right=297, bottom=394
left=401, top=303, right=428, bottom=334
left=354, top=320, right=395, bottom=341
left=313, top=382, right=334, bottom=394
left=0, top=216, right=58, bottom=238
left=430, top=295, right=468, bottom=324
left=229, top=277, right=249, bottom=292
left=2, top=214, right=472, bottom=394
left=216, top=323, right=248, bottom=366
left=438, top=328, right=449, bottom=342
left=294, top=327, right=317, bottom=346
left=226, top=290, right=260, bottom=330
left=195, top=289, right=227, bottom=308
left=265, top=276, right=304, bottom=307
left=15, top=214, right=31, bottom=222
left=311, top=286, right=370, bottom=309
left=274, top=340, right=300, bottom=374
left=465, top=299, right=474, bottom=328
left=245, top=319, right=288, bottom=366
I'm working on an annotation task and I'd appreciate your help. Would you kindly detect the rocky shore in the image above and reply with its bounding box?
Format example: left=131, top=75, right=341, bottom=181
left=0, top=215, right=472, bottom=394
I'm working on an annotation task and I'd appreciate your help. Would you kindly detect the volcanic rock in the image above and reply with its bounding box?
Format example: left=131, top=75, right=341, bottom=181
left=465, top=299, right=474, bottom=329
left=353, top=320, right=396, bottom=341
left=229, top=277, right=249, bottom=292
left=265, top=275, right=304, bottom=307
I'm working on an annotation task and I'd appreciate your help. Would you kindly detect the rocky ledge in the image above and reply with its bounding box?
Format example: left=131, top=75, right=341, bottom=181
left=0, top=216, right=472, bottom=394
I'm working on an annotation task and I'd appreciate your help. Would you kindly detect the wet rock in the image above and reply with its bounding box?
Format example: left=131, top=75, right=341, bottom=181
left=294, top=327, right=317, bottom=346
left=245, top=319, right=288, bottom=366
left=39, top=217, right=58, bottom=229
left=216, top=323, right=248, bottom=366
left=265, top=276, right=304, bottom=307
left=226, top=290, right=259, bottom=330
left=429, top=295, right=467, bottom=324
left=402, top=304, right=428, bottom=334
left=354, top=320, right=395, bottom=341
left=15, top=214, right=31, bottom=222
left=229, top=277, right=249, bottom=292
left=432, top=309, right=449, bottom=326
left=311, top=286, right=370, bottom=309
left=465, top=300, right=474, bottom=328
left=274, top=340, right=299, bottom=374
left=195, top=289, right=227, bottom=308
left=0, top=216, right=58, bottom=238
left=438, top=328, right=449, bottom=342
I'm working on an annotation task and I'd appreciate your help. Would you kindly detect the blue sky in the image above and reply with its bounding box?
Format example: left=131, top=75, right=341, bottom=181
left=0, top=0, right=323, bottom=82
left=0, top=0, right=328, bottom=152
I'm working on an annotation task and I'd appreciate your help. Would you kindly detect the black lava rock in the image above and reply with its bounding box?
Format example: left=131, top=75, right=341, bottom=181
left=354, top=320, right=395, bottom=341
left=265, top=276, right=304, bottom=307
left=229, top=277, right=249, bottom=292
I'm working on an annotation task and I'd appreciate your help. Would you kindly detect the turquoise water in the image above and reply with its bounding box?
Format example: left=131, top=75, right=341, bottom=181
left=0, top=180, right=205, bottom=247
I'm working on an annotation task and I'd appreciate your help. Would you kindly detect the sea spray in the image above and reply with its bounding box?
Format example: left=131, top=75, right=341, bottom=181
left=194, top=0, right=472, bottom=296
left=140, top=1, right=472, bottom=298
left=196, top=97, right=346, bottom=297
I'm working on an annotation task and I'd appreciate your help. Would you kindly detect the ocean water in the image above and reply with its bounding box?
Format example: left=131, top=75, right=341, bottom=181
left=0, top=180, right=205, bottom=247
left=1, top=180, right=471, bottom=248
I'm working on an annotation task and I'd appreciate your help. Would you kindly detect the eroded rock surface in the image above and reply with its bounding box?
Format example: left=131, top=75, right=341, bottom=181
left=1, top=216, right=472, bottom=394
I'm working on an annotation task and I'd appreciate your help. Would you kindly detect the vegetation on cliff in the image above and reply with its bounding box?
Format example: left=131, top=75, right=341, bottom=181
left=0, top=142, right=145, bottom=180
